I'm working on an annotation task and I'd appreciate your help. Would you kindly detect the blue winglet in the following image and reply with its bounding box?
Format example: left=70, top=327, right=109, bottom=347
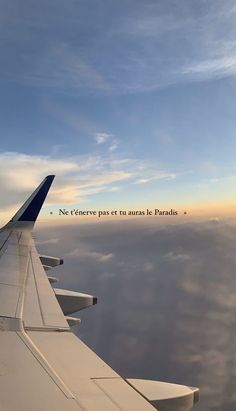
left=9, top=175, right=55, bottom=224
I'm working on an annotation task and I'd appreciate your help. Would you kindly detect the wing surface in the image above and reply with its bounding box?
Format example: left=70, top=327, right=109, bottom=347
left=0, top=176, right=199, bottom=411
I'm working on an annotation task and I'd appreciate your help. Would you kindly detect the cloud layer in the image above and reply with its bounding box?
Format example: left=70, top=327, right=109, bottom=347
left=36, top=217, right=236, bottom=411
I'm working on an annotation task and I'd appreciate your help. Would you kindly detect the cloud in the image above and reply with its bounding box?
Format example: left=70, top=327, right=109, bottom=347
left=94, top=133, right=120, bottom=152
left=2, top=2, right=236, bottom=94
left=109, top=139, right=119, bottom=152
left=98, top=253, right=114, bottom=262
left=0, top=151, right=176, bottom=220
left=108, top=186, right=121, bottom=192
left=36, top=238, right=59, bottom=245
left=0, top=152, right=80, bottom=209
left=0, top=151, right=130, bottom=210
left=135, top=172, right=176, bottom=184
left=181, top=56, right=236, bottom=81
left=209, top=217, right=220, bottom=224
left=94, top=133, right=112, bottom=145
left=0, top=151, right=78, bottom=191
left=36, top=217, right=236, bottom=411
left=74, top=170, right=132, bottom=198
left=108, top=2, right=236, bottom=91
left=143, top=262, right=154, bottom=272
left=163, top=251, right=191, bottom=262
left=43, top=98, right=96, bottom=136
left=68, top=247, right=114, bottom=263
left=20, top=43, right=111, bottom=92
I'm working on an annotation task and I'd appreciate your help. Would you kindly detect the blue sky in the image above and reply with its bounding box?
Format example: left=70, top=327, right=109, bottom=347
left=1, top=0, right=236, bottom=219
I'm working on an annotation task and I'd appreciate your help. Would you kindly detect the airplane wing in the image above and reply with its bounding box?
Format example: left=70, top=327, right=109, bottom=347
left=0, top=175, right=199, bottom=411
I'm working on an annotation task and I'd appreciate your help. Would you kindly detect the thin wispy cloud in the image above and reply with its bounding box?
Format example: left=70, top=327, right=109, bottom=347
left=36, top=238, right=59, bottom=245
left=135, top=172, right=176, bottom=185
left=94, top=133, right=112, bottom=144
left=68, top=246, right=114, bottom=263
left=1, top=2, right=236, bottom=94
left=0, top=151, right=78, bottom=191
left=20, top=43, right=110, bottom=92
left=109, top=139, right=119, bottom=152
left=181, top=56, right=236, bottom=81
left=94, top=132, right=120, bottom=152
left=108, top=186, right=121, bottom=192
left=0, top=151, right=176, bottom=214
left=163, top=251, right=191, bottom=262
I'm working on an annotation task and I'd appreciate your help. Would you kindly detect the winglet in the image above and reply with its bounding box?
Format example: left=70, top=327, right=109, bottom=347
left=6, top=175, right=55, bottom=229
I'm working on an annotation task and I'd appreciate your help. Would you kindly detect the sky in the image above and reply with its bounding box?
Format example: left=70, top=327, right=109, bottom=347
left=1, top=0, right=236, bottom=220
left=36, top=218, right=236, bottom=411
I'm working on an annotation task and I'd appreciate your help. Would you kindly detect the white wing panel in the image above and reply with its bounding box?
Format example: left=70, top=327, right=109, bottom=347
left=28, top=331, right=119, bottom=379
left=28, top=331, right=156, bottom=411
left=0, top=246, right=28, bottom=286
left=0, top=331, right=82, bottom=411
left=94, top=378, right=156, bottom=411
left=0, top=230, right=68, bottom=329
left=23, top=257, right=45, bottom=328
left=23, top=244, right=69, bottom=330
left=0, top=253, right=28, bottom=285
left=0, top=230, right=11, bottom=252
left=0, top=231, right=29, bottom=318
left=0, top=284, right=20, bottom=317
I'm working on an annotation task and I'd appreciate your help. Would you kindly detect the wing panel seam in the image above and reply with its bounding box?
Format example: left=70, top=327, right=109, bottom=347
left=29, top=250, right=46, bottom=326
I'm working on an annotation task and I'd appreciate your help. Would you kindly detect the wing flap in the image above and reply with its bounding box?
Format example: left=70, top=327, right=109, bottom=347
left=28, top=331, right=156, bottom=411
left=94, top=378, right=156, bottom=411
